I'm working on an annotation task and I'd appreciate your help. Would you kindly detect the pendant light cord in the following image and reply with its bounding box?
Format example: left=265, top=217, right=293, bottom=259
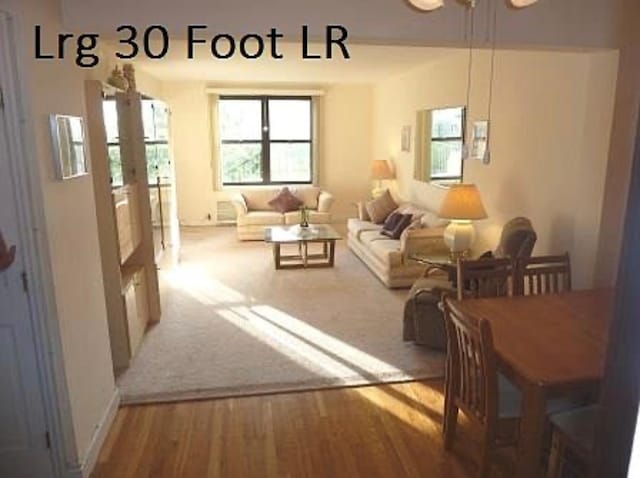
left=465, top=2, right=475, bottom=123
left=486, top=0, right=497, bottom=126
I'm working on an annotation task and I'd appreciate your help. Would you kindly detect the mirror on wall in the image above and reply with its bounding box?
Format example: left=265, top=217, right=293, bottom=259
left=49, top=115, right=88, bottom=180
left=414, top=106, right=465, bottom=186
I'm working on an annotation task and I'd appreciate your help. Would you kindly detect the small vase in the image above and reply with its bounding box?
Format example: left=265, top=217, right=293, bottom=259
left=299, top=207, right=309, bottom=228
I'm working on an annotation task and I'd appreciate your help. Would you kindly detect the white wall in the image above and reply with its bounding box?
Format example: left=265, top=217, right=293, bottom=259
left=163, top=82, right=372, bottom=225
left=373, top=49, right=618, bottom=288
left=0, top=0, right=116, bottom=468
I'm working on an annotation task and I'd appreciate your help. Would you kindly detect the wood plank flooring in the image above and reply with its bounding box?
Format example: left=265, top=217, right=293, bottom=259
left=93, top=380, right=514, bottom=478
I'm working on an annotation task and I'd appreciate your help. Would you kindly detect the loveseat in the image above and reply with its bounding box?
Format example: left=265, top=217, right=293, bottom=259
left=230, top=187, right=334, bottom=240
left=347, top=201, right=450, bottom=288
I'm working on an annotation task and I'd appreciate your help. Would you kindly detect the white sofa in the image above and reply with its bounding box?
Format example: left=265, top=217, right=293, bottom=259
left=347, top=202, right=450, bottom=288
left=230, top=187, right=334, bottom=240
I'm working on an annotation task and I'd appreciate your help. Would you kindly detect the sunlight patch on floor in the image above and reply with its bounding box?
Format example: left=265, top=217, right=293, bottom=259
left=162, top=261, right=443, bottom=428
left=164, top=264, right=248, bottom=305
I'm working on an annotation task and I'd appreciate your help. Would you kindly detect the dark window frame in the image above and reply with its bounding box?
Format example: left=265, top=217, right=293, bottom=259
left=220, top=95, right=314, bottom=186
left=429, top=106, right=466, bottom=183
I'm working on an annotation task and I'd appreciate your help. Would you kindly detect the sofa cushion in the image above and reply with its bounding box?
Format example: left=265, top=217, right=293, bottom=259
left=421, top=209, right=448, bottom=228
left=268, top=187, right=303, bottom=213
left=284, top=211, right=331, bottom=225
left=359, top=229, right=388, bottom=245
left=347, top=218, right=382, bottom=239
left=242, top=190, right=279, bottom=211
left=291, top=187, right=321, bottom=209
left=369, top=239, right=403, bottom=268
left=365, top=190, right=398, bottom=224
left=237, top=211, right=284, bottom=226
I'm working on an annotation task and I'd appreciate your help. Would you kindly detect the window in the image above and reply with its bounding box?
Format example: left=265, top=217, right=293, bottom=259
left=219, top=96, right=313, bottom=185
left=430, top=107, right=465, bottom=183
left=103, top=98, right=171, bottom=187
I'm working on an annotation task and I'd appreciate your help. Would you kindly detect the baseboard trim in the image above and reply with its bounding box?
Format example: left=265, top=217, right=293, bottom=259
left=74, top=388, right=120, bottom=478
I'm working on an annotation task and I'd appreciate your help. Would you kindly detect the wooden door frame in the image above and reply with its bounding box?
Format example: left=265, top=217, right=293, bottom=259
left=0, top=10, right=79, bottom=478
left=591, top=107, right=640, bottom=477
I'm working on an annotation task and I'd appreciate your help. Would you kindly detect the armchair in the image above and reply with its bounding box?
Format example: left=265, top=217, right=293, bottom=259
left=403, top=217, right=537, bottom=349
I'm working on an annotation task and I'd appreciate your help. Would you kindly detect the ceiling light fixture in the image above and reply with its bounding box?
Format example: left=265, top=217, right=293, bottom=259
left=407, top=0, right=539, bottom=11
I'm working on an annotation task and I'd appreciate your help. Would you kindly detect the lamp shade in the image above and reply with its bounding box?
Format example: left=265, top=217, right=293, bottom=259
left=510, top=0, right=539, bottom=7
left=371, top=160, right=395, bottom=180
left=439, top=184, right=488, bottom=220
left=407, top=0, right=444, bottom=11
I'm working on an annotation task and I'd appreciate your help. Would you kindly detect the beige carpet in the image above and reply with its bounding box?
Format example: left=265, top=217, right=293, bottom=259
left=117, top=226, right=445, bottom=404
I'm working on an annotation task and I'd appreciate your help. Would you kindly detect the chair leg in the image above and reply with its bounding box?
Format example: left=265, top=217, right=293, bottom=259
left=443, top=403, right=458, bottom=451
left=546, top=432, right=565, bottom=478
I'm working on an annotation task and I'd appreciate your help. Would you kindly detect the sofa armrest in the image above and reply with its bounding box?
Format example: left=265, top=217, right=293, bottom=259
left=354, top=201, right=371, bottom=221
left=230, top=193, right=248, bottom=216
left=317, top=191, right=335, bottom=213
left=400, top=227, right=449, bottom=261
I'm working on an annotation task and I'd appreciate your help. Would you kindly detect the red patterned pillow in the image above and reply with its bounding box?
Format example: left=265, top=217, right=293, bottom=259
left=268, top=187, right=304, bottom=213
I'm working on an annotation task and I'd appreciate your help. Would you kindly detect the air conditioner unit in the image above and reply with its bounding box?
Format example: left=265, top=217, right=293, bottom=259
left=215, top=200, right=237, bottom=225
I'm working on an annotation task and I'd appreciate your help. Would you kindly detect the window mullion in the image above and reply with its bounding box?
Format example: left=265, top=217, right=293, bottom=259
left=262, top=98, right=270, bottom=184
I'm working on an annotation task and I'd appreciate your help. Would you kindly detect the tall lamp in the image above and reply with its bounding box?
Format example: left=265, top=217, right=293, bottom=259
left=371, top=160, right=395, bottom=197
left=439, top=184, right=488, bottom=259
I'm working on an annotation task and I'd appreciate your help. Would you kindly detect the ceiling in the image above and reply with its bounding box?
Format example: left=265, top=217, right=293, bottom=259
left=123, top=42, right=456, bottom=84
left=62, top=0, right=619, bottom=50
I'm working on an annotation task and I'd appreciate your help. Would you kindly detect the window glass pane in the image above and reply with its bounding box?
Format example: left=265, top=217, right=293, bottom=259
left=221, top=143, right=263, bottom=183
left=107, top=145, right=123, bottom=186
left=103, top=100, right=119, bottom=143
left=219, top=100, right=262, bottom=140
left=269, top=99, right=311, bottom=140
left=430, top=140, right=462, bottom=179
left=432, top=107, right=463, bottom=139
left=146, top=143, right=171, bottom=184
left=270, top=143, right=311, bottom=182
left=142, top=100, right=169, bottom=141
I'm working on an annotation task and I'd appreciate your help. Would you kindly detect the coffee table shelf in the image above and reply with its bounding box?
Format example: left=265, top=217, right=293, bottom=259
left=264, top=225, right=342, bottom=270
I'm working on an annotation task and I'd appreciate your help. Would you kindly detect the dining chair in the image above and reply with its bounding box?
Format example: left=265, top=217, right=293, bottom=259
left=546, top=405, right=597, bottom=478
left=442, top=296, right=520, bottom=477
left=516, top=253, right=572, bottom=296
left=456, top=257, right=515, bottom=300
left=442, top=296, right=584, bottom=478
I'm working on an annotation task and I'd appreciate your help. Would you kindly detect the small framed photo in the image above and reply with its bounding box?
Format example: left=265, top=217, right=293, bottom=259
left=49, top=114, right=89, bottom=180
left=471, top=120, right=489, bottom=163
left=401, top=125, right=412, bottom=152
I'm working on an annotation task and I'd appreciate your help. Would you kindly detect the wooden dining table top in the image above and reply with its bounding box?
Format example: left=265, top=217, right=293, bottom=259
left=451, top=289, right=615, bottom=389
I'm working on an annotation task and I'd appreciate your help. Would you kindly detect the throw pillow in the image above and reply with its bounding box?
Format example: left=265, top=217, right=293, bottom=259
left=268, top=187, right=304, bottom=213
left=365, top=190, right=398, bottom=224
left=382, top=211, right=402, bottom=232
left=381, top=213, right=413, bottom=239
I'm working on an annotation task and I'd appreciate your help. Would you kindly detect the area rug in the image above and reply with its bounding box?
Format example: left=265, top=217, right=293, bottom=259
left=116, top=226, right=445, bottom=404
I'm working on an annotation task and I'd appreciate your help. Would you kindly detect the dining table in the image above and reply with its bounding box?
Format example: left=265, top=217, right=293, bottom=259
left=451, top=288, right=614, bottom=478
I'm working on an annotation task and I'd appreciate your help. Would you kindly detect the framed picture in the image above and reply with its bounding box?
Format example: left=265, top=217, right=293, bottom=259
left=49, top=114, right=89, bottom=180
left=471, top=120, right=489, bottom=163
left=401, top=125, right=412, bottom=152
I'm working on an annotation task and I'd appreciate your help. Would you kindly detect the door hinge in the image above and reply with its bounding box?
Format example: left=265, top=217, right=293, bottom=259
left=45, top=431, right=51, bottom=449
left=21, top=271, right=29, bottom=294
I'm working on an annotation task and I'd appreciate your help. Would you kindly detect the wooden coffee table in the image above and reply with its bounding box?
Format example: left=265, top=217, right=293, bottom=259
left=264, top=225, right=342, bottom=270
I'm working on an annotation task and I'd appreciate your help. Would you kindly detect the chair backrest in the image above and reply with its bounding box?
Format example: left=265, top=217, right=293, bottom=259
left=494, top=217, right=537, bottom=260
left=443, top=297, right=499, bottom=427
left=456, top=257, right=514, bottom=300
left=516, top=253, right=572, bottom=296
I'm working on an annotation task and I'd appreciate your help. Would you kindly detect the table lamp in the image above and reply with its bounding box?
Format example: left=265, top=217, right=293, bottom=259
left=371, top=160, right=395, bottom=197
left=438, top=184, right=488, bottom=258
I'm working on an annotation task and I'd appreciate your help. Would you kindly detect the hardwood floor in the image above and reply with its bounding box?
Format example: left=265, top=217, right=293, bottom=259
left=93, top=380, right=514, bottom=478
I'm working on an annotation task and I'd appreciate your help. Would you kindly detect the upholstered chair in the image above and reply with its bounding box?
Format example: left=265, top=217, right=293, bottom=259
left=402, top=217, right=537, bottom=350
